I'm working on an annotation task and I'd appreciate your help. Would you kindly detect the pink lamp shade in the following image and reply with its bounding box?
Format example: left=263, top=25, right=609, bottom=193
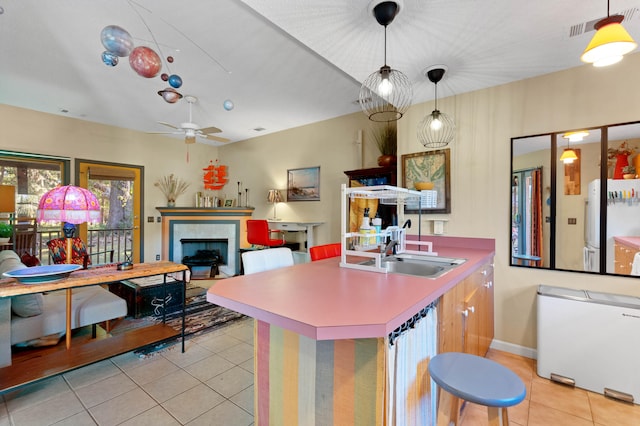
left=37, top=185, right=101, bottom=225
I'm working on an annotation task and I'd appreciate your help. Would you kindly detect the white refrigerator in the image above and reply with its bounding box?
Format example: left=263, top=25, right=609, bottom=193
left=584, top=179, right=640, bottom=273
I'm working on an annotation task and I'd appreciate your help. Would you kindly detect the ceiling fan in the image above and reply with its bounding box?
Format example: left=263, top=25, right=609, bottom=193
left=150, top=95, right=229, bottom=144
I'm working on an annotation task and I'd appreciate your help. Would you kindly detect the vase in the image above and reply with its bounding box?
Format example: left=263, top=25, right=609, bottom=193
left=377, top=155, right=397, bottom=167
left=167, top=200, right=176, bottom=207
left=613, top=154, right=629, bottom=179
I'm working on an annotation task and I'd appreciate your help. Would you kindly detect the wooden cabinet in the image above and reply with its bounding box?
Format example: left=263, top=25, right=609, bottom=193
left=344, top=165, right=397, bottom=232
left=438, top=259, right=494, bottom=357
left=614, top=240, right=639, bottom=275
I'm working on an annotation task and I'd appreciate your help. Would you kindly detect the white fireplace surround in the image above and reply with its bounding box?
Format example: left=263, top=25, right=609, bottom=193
left=170, top=223, right=237, bottom=276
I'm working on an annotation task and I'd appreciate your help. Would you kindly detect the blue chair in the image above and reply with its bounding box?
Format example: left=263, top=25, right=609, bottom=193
left=428, top=352, right=526, bottom=426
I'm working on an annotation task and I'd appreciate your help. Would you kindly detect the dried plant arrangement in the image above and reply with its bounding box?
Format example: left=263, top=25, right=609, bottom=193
left=155, top=174, right=190, bottom=205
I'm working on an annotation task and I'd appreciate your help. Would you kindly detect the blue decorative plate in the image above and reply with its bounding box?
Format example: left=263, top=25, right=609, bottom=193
left=2, top=264, right=83, bottom=284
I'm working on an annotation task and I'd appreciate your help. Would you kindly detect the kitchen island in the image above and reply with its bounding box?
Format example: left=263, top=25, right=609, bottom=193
left=207, top=236, right=494, bottom=425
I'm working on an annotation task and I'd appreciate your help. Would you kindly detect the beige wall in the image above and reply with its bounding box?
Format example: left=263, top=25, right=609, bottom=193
left=217, top=111, right=378, bottom=246
left=3, top=52, right=640, bottom=352
left=398, top=52, right=640, bottom=351
left=0, top=104, right=220, bottom=262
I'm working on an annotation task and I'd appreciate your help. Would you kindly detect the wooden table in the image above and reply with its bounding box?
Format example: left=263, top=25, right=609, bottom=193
left=0, top=261, right=188, bottom=393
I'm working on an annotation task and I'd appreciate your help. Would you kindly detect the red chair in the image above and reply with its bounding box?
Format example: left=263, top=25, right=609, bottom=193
left=246, top=220, right=285, bottom=248
left=309, top=243, right=341, bottom=261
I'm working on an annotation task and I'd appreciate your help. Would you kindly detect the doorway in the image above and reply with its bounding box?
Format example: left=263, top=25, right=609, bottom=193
left=511, top=167, right=543, bottom=267
left=76, top=160, right=143, bottom=263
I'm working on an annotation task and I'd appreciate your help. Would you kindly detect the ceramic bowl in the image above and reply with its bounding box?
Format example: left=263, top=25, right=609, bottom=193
left=414, top=182, right=434, bottom=190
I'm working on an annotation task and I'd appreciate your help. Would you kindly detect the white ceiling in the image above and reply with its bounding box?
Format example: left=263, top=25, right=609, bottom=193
left=1, top=0, right=640, bottom=145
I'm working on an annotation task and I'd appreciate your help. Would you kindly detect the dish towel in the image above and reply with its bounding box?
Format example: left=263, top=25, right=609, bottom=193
left=631, top=252, right=640, bottom=276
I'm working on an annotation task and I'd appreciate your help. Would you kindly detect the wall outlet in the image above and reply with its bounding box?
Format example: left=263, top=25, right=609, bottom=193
left=155, top=254, right=160, bottom=261
left=568, top=218, right=577, bottom=225
left=147, top=216, right=154, bottom=223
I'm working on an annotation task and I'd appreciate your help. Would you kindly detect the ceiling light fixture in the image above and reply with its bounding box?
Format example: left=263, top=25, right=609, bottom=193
left=560, top=148, right=578, bottom=163
left=563, top=130, right=589, bottom=142
left=359, top=1, right=412, bottom=122
left=417, top=66, right=455, bottom=149
left=581, top=0, right=637, bottom=67
left=560, top=132, right=586, bottom=163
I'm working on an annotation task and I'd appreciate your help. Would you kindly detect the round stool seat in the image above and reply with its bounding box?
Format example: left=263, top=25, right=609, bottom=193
left=429, top=352, right=526, bottom=407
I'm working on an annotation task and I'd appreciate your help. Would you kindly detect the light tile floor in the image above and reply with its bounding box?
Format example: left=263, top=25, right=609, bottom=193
left=1, top=320, right=639, bottom=425
left=0, top=317, right=256, bottom=426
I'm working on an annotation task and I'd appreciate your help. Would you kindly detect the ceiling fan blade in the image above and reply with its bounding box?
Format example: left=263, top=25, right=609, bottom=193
left=204, top=134, right=230, bottom=143
left=157, top=121, right=179, bottom=130
left=200, top=126, right=222, bottom=134
left=148, top=131, right=181, bottom=135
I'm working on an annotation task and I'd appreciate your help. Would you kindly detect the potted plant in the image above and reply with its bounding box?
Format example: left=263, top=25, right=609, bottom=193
left=0, top=223, right=12, bottom=243
left=371, top=123, right=397, bottom=167
left=622, top=165, right=636, bottom=179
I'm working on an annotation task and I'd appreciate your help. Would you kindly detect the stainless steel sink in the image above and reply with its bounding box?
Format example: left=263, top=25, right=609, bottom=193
left=361, top=253, right=466, bottom=278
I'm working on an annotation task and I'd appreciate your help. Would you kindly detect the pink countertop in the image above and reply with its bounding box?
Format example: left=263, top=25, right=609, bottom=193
left=207, top=236, right=495, bottom=341
left=614, top=236, right=640, bottom=250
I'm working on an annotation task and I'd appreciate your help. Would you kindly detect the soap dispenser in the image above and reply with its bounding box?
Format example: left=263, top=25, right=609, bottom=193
left=359, top=208, right=372, bottom=247
left=372, top=212, right=382, bottom=244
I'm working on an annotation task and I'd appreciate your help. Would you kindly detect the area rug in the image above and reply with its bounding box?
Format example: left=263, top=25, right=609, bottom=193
left=110, top=287, right=246, bottom=349
left=154, top=293, right=245, bottom=335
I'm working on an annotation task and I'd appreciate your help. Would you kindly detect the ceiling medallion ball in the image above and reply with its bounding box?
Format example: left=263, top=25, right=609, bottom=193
left=100, top=25, right=134, bottom=57
left=158, top=87, right=183, bottom=104
left=101, top=51, right=119, bottom=67
left=129, top=46, right=162, bottom=78
left=360, top=0, right=413, bottom=122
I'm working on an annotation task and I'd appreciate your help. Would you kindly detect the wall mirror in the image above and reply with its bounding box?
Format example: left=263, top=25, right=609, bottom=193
left=511, top=121, right=640, bottom=277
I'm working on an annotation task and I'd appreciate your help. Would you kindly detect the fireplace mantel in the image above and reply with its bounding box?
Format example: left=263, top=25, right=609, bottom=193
left=157, top=207, right=254, bottom=276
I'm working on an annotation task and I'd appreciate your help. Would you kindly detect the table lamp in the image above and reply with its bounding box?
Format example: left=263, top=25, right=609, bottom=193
left=37, top=185, right=101, bottom=350
left=267, top=189, right=283, bottom=221
left=37, top=185, right=102, bottom=264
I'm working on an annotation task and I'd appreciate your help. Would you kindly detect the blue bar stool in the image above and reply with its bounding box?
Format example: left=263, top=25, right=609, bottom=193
left=428, top=352, right=526, bottom=426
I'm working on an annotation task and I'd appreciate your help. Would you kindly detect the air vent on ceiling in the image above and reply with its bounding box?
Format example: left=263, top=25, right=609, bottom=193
left=569, top=8, right=638, bottom=37
left=354, top=97, right=372, bottom=105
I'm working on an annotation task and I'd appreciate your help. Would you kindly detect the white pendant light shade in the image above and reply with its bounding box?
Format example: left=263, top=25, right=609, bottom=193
left=360, top=1, right=413, bottom=122
left=360, top=65, right=413, bottom=122
left=581, top=14, right=637, bottom=67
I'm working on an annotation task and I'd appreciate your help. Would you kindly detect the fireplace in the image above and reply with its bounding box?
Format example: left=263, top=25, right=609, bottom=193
left=181, top=238, right=227, bottom=279
left=157, top=206, right=254, bottom=276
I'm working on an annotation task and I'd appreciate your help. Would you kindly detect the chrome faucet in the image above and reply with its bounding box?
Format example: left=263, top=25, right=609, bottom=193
left=382, top=239, right=398, bottom=257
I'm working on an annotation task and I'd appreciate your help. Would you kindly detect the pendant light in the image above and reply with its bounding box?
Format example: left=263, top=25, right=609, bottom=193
left=417, top=66, right=455, bottom=149
left=359, top=1, right=413, bottom=122
left=560, top=131, right=588, bottom=164
left=581, top=0, right=637, bottom=67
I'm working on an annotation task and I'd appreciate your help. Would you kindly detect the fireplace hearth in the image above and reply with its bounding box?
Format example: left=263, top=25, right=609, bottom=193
left=181, top=238, right=227, bottom=279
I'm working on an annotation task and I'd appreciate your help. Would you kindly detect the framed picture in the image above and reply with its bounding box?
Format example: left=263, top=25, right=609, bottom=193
left=402, top=149, right=451, bottom=213
left=224, top=198, right=235, bottom=207
left=287, top=166, right=320, bottom=201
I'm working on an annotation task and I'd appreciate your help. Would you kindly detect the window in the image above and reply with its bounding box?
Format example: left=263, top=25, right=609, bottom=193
left=0, top=150, right=70, bottom=217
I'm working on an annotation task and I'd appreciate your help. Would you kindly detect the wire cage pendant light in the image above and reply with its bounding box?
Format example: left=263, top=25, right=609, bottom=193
left=417, top=67, right=455, bottom=149
left=359, top=1, right=413, bottom=122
